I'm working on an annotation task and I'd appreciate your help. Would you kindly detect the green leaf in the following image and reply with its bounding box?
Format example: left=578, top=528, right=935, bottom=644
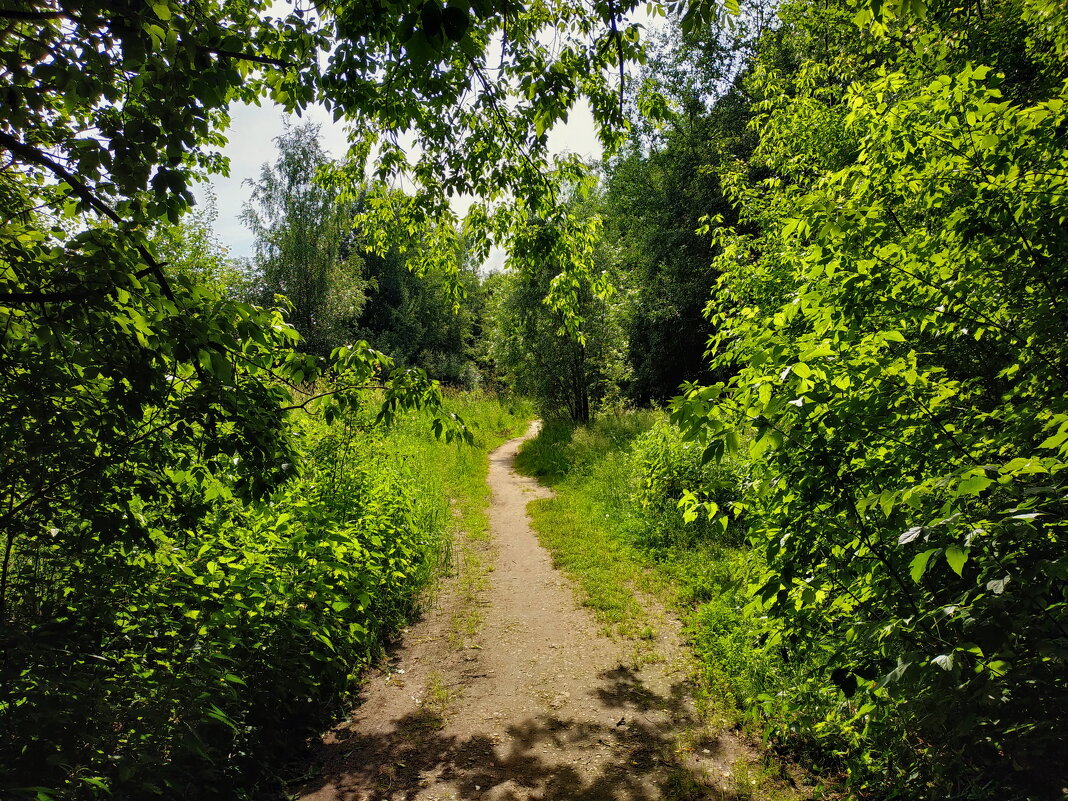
left=441, top=5, right=470, bottom=41
left=1038, top=429, right=1068, bottom=449
left=945, top=545, right=968, bottom=576
left=932, top=653, right=955, bottom=671
left=956, top=475, right=993, bottom=496
left=910, top=548, right=939, bottom=582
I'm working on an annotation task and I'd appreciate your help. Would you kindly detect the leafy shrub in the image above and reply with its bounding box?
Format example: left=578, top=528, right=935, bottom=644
left=0, top=392, right=530, bottom=800
left=626, top=418, right=745, bottom=551
left=673, top=24, right=1068, bottom=797
left=515, top=412, right=655, bottom=485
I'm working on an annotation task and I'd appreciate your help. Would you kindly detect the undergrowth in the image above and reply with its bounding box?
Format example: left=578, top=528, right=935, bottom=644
left=1, top=391, right=531, bottom=800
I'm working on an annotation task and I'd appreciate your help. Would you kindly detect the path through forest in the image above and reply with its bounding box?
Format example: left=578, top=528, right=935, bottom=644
left=298, top=422, right=760, bottom=801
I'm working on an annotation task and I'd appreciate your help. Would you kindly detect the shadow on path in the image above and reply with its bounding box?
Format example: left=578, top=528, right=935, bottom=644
left=300, top=664, right=745, bottom=801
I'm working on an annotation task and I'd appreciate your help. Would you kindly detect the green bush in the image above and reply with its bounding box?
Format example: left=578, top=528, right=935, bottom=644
left=625, top=417, right=745, bottom=551
left=0, top=392, right=530, bottom=800
left=514, top=412, right=654, bottom=485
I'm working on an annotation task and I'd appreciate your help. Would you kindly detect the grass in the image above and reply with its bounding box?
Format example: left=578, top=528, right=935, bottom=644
left=515, top=412, right=778, bottom=721
left=514, top=411, right=803, bottom=801
left=446, top=543, right=492, bottom=648
left=521, top=413, right=666, bottom=640
left=422, top=670, right=454, bottom=719
left=526, top=491, right=650, bottom=636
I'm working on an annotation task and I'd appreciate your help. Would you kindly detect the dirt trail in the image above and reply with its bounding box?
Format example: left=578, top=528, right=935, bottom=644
left=298, top=421, right=753, bottom=801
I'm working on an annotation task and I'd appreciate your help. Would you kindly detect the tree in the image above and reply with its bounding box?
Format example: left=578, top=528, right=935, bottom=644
left=672, top=0, right=1068, bottom=793
left=0, top=0, right=659, bottom=573
left=600, top=13, right=766, bottom=403
left=149, top=189, right=253, bottom=298
left=242, top=121, right=366, bottom=356
left=356, top=241, right=484, bottom=388
left=490, top=193, right=630, bottom=422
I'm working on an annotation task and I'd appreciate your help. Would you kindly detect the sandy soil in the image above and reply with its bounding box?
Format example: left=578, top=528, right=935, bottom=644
left=297, top=422, right=760, bottom=801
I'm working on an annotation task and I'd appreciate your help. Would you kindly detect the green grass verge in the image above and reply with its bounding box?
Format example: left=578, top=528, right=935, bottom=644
left=388, top=391, right=534, bottom=649
left=389, top=390, right=535, bottom=541
left=526, top=490, right=649, bottom=636
left=515, top=412, right=779, bottom=726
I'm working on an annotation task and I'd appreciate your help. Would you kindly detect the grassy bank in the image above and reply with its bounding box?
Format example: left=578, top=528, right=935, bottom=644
left=1, top=391, right=532, bottom=800
left=518, top=410, right=1068, bottom=800
left=515, top=413, right=821, bottom=798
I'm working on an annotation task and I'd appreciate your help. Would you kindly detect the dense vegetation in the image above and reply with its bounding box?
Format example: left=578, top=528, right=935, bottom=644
left=2, top=0, right=1066, bottom=797
left=513, top=0, right=1068, bottom=796
left=3, top=392, right=530, bottom=797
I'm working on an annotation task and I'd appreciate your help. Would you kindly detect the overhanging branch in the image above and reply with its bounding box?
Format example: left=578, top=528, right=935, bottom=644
left=0, top=8, right=62, bottom=21
left=205, top=47, right=296, bottom=68
left=0, top=130, right=175, bottom=300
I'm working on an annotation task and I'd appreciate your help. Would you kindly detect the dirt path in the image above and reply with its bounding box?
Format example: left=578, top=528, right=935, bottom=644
left=298, top=422, right=755, bottom=801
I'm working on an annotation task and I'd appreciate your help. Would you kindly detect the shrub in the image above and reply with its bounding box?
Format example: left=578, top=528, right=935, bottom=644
left=626, top=417, right=745, bottom=551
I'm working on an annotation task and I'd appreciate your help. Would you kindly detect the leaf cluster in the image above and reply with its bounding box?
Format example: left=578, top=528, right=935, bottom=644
left=669, top=0, right=1068, bottom=793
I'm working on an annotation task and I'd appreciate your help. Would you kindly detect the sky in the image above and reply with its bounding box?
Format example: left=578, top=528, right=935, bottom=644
left=196, top=96, right=605, bottom=263
left=195, top=0, right=666, bottom=263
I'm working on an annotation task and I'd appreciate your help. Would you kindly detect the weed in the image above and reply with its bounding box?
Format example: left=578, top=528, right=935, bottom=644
left=423, top=671, right=454, bottom=715
left=662, top=765, right=708, bottom=801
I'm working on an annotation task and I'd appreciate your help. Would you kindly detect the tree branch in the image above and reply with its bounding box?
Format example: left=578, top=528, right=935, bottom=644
left=0, top=130, right=122, bottom=225
left=0, top=288, right=92, bottom=303
left=0, top=8, right=62, bottom=21
left=470, top=63, right=557, bottom=207
left=606, top=0, right=626, bottom=121
left=0, top=130, right=175, bottom=300
left=206, top=47, right=296, bottom=68
left=279, top=383, right=384, bottom=412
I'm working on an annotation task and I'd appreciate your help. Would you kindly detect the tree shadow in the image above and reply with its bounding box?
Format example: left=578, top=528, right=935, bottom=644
left=297, top=663, right=748, bottom=800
